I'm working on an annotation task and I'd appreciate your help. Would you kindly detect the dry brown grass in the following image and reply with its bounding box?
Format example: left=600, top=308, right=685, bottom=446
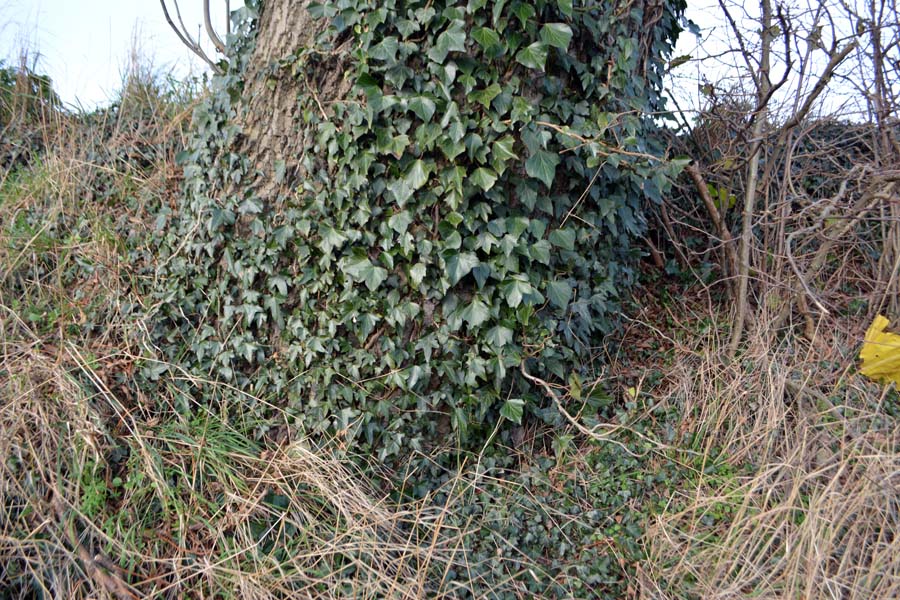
left=0, top=337, right=499, bottom=599
left=638, top=306, right=900, bottom=599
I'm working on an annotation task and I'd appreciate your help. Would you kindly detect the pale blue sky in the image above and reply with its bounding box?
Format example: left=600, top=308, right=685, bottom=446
left=0, top=1, right=862, bottom=119
left=1, top=0, right=238, bottom=109
left=2, top=0, right=717, bottom=112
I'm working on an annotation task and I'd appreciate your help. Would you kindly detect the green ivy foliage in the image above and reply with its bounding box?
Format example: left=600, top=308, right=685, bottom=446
left=150, top=0, right=687, bottom=458
left=0, top=61, right=61, bottom=172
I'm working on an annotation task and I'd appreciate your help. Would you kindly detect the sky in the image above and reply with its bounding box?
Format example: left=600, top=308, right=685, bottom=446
left=0, top=0, right=239, bottom=110
left=0, top=1, right=866, bottom=119
left=0, top=0, right=721, bottom=112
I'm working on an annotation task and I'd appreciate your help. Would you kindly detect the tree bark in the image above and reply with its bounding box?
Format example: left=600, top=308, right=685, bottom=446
left=231, top=1, right=347, bottom=202
left=728, top=0, right=773, bottom=356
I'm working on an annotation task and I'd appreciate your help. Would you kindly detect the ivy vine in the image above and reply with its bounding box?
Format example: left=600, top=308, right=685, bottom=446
left=149, top=0, right=688, bottom=460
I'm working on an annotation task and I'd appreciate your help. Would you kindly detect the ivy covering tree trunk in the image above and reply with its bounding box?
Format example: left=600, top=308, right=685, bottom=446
left=150, top=0, right=688, bottom=460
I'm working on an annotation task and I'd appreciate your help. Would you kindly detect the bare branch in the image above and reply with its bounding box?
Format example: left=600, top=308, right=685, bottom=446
left=747, top=5, right=794, bottom=129
left=204, top=0, right=228, bottom=55
left=717, top=0, right=761, bottom=91
left=780, top=40, right=858, bottom=132
left=686, top=162, right=739, bottom=281
left=159, top=0, right=224, bottom=74
left=729, top=0, right=774, bottom=357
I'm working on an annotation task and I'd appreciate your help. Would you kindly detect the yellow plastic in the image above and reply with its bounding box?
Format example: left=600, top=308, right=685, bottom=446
left=859, top=315, right=900, bottom=385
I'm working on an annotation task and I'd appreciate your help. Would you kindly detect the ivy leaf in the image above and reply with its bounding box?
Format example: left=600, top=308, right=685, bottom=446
left=444, top=230, right=462, bottom=250
left=525, top=150, right=560, bottom=188
left=513, top=3, right=535, bottom=25
left=409, top=262, right=427, bottom=288
left=485, top=325, right=514, bottom=348
left=540, top=23, right=573, bottom=49
left=502, top=277, right=535, bottom=308
left=507, top=216, right=529, bottom=238
left=448, top=119, right=467, bottom=143
left=439, top=138, right=466, bottom=161
left=558, top=0, right=573, bottom=16
left=405, top=159, right=430, bottom=191
left=500, top=397, right=525, bottom=424
left=342, top=253, right=389, bottom=291
left=274, top=159, right=286, bottom=183
left=529, top=239, right=552, bottom=264
left=472, top=264, right=491, bottom=289
left=388, top=210, right=413, bottom=234
left=549, top=228, right=576, bottom=251
left=370, top=36, right=399, bottom=62
left=453, top=406, right=468, bottom=438
left=459, top=297, right=491, bottom=328
left=491, top=0, right=508, bottom=26
left=396, top=18, right=420, bottom=38
left=238, top=197, right=263, bottom=215
left=469, top=83, right=502, bottom=109
left=491, top=136, right=518, bottom=162
left=472, top=27, right=502, bottom=52
left=427, top=25, right=467, bottom=63
left=408, top=96, right=436, bottom=122
left=272, top=225, right=293, bottom=247
left=515, top=42, right=549, bottom=70
left=568, top=373, right=582, bottom=400
left=387, top=179, right=413, bottom=205
left=445, top=252, right=480, bottom=285
left=547, top=280, right=573, bottom=308
left=318, top=224, right=348, bottom=254
left=471, top=167, right=498, bottom=191
left=446, top=211, right=464, bottom=226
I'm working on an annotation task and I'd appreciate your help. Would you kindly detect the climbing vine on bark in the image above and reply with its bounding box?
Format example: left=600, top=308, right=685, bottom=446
left=149, top=0, right=688, bottom=459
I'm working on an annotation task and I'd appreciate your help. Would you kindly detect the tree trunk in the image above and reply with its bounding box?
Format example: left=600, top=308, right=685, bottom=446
left=156, top=0, right=689, bottom=462
left=231, top=1, right=348, bottom=202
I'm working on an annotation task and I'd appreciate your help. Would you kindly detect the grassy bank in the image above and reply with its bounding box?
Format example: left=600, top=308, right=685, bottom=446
left=1, top=58, right=898, bottom=599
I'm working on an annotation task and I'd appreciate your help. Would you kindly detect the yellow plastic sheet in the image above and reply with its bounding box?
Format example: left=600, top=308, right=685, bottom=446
left=859, top=315, right=900, bottom=385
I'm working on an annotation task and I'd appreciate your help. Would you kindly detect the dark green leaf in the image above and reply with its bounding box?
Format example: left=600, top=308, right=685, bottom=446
left=405, top=159, right=430, bottom=191
left=529, top=239, right=551, bottom=264
left=471, top=167, right=498, bottom=191
left=500, top=397, right=525, bottom=424
left=525, top=150, right=560, bottom=188
left=469, top=83, right=502, bottom=108
left=408, top=96, right=437, bottom=122
left=370, top=37, right=399, bottom=62
left=513, top=3, right=535, bottom=25
left=319, top=225, right=348, bottom=254
left=540, top=23, right=573, bottom=49
left=547, top=280, right=573, bottom=308
left=485, top=325, right=514, bottom=348
left=445, top=252, right=480, bottom=285
left=427, top=26, right=467, bottom=63
left=491, top=136, right=518, bottom=162
left=548, top=228, right=576, bottom=251
left=343, top=253, right=389, bottom=291
left=472, top=27, right=501, bottom=50
left=387, top=179, right=414, bottom=205
left=388, top=210, right=413, bottom=234
left=502, top=277, right=536, bottom=308
left=409, top=262, right=427, bottom=288
left=515, top=42, right=549, bottom=71
left=459, top=297, right=490, bottom=328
